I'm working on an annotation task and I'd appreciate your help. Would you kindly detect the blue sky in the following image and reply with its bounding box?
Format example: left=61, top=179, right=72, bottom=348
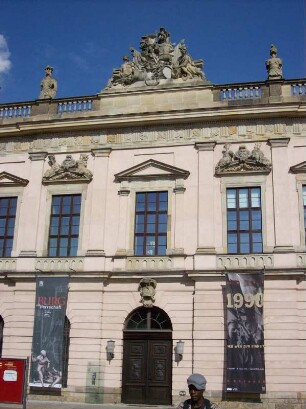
left=0, top=0, right=305, bottom=103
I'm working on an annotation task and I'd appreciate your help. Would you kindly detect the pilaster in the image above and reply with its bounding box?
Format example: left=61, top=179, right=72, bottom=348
left=195, top=142, right=216, bottom=254
left=269, top=138, right=294, bottom=252
left=19, top=152, right=47, bottom=257
left=86, top=149, right=112, bottom=256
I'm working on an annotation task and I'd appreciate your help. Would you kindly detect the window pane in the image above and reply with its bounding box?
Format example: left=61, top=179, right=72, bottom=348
left=159, top=214, right=167, bottom=224
left=59, top=247, right=68, bottom=257
left=60, top=225, right=69, bottom=235
left=136, top=223, right=144, bottom=233
left=228, top=233, right=237, bottom=244
left=251, top=188, right=261, bottom=207
left=253, top=242, right=263, bottom=253
left=147, top=223, right=155, bottom=233
left=241, top=243, right=250, bottom=253
left=239, top=189, right=248, bottom=208
left=228, top=243, right=237, bottom=253
left=147, top=214, right=156, bottom=224
left=158, top=246, right=166, bottom=255
left=158, top=223, right=167, bottom=233
left=71, top=225, right=79, bottom=235
left=240, top=233, right=250, bottom=243
left=158, top=236, right=167, bottom=246
left=227, top=189, right=236, bottom=209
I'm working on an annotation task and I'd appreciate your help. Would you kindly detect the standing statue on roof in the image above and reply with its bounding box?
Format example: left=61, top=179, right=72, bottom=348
left=266, top=44, right=283, bottom=80
left=39, top=65, right=57, bottom=99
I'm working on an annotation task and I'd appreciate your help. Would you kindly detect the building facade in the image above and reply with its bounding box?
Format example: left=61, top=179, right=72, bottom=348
left=0, top=31, right=306, bottom=408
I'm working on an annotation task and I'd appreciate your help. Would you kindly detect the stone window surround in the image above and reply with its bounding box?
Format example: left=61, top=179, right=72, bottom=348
left=295, top=175, right=306, bottom=250
left=41, top=184, right=88, bottom=257
left=0, top=186, right=25, bottom=258
left=220, top=174, right=268, bottom=254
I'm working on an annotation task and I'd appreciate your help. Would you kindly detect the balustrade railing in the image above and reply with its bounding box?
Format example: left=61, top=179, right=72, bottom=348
left=221, top=86, right=262, bottom=101
left=291, top=83, right=306, bottom=96
left=58, top=99, right=93, bottom=113
left=0, top=105, right=32, bottom=119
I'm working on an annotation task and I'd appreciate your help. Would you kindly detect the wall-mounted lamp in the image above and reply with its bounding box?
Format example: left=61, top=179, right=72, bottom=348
left=176, top=340, right=184, bottom=360
left=106, top=340, right=115, bottom=360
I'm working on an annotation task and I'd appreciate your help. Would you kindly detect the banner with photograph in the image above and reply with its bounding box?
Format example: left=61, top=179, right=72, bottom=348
left=226, top=272, right=265, bottom=393
left=30, top=276, right=69, bottom=389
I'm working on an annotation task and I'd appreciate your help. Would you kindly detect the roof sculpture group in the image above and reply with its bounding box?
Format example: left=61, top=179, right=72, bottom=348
left=37, top=29, right=284, bottom=98
left=106, top=27, right=209, bottom=88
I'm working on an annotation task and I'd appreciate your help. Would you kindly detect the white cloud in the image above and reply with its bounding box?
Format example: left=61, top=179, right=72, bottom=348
left=0, top=35, right=12, bottom=74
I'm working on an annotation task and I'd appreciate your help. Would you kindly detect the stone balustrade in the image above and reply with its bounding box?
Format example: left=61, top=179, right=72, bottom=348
left=297, top=253, right=306, bottom=267
left=291, top=82, right=306, bottom=96
left=35, top=257, right=84, bottom=272
left=58, top=99, right=93, bottom=113
left=0, top=104, right=32, bottom=119
left=0, top=258, right=17, bottom=272
left=217, top=254, right=273, bottom=269
left=126, top=256, right=172, bottom=271
left=220, top=85, right=262, bottom=101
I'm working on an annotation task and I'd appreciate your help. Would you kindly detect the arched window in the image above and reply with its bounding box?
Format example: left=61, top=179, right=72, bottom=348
left=125, top=306, right=172, bottom=331
left=62, top=316, right=70, bottom=388
left=0, top=316, right=4, bottom=357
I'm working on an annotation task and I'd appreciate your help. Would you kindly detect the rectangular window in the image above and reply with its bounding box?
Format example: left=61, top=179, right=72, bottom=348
left=303, top=186, right=306, bottom=244
left=134, top=191, right=168, bottom=256
left=226, top=187, right=262, bottom=254
left=48, top=194, right=81, bottom=257
left=0, top=197, right=17, bottom=257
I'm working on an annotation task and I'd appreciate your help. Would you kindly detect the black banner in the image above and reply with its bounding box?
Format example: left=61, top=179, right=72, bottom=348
left=226, top=272, right=265, bottom=393
left=30, top=277, right=69, bottom=389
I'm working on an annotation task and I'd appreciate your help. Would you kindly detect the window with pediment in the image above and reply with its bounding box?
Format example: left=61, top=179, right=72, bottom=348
left=115, top=159, right=189, bottom=257
left=0, top=171, right=28, bottom=257
left=290, top=161, right=306, bottom=248
left=216, top=144, right=271, bottom=254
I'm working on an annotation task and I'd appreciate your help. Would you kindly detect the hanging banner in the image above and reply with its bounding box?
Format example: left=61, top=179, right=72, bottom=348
left=29, top=276, right=69, bottom=389
left=226, top=272, right=265, bottom=393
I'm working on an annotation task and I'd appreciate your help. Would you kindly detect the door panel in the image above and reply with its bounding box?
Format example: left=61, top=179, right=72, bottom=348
left=122, top=334, right=172, bottom=405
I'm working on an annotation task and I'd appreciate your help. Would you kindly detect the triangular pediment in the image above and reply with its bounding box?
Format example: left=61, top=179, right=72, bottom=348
left=114, top=159, right=190, bottom=182
left=290, top=161, right=306, bottom=174
left=0, top=171, right=29, bottom=187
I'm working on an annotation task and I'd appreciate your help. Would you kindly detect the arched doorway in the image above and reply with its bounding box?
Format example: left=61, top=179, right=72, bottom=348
left=122, top=306, right=172, bottom=405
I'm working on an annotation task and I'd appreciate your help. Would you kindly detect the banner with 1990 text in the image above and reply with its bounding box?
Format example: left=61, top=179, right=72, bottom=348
left=226, top=272, right=265, bottom=393
left=30, top=276, right=69, bottom=389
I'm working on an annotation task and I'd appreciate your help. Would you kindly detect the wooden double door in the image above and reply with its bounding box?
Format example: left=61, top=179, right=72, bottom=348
left=122, top=331, right=172, bottom=405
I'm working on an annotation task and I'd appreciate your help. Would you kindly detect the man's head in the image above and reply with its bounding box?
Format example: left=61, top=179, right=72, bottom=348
left=187, top=373, right=207, bottom=403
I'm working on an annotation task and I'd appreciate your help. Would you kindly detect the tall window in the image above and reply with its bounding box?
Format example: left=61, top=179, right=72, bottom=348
left=0, top=197, right=17, bottom=257
left=48, top=195, right=81, bottom=257
left=62, top=316, right=70, bottom=388
left=0, top=316, right=3, bottom=357
left=134, top=192, right=168, bottom=256
left=303, top=186, right=306, bottom=244
left=227, top=187, right=262, bottom=254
